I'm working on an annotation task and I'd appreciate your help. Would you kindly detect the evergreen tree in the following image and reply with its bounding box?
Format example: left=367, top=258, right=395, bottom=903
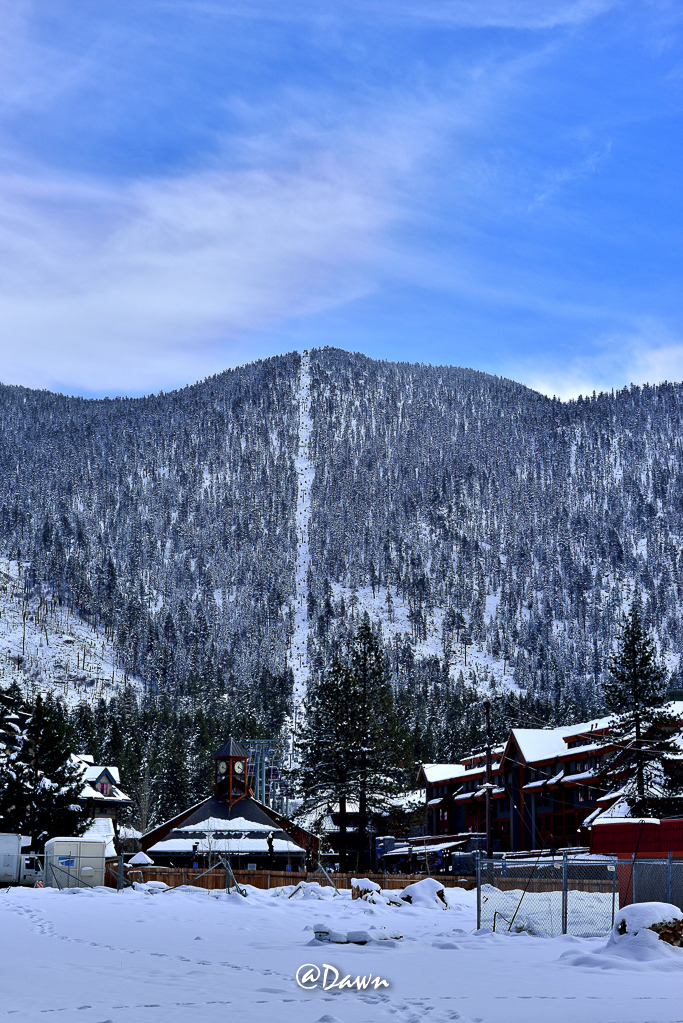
left=0, top=684, right=30, bottom=833
left=8, top=695, right=92, bottom=848
left=600, top=605, right=682, bottom=815
left=297, top=623, right=409, bottom=870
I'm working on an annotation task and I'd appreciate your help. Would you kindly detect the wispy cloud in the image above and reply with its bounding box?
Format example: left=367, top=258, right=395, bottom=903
left=0, top=93, right=450, bottom=394
left=162, top=0, right=617, bottom=31
left=522, top=322, right=683, bottom=399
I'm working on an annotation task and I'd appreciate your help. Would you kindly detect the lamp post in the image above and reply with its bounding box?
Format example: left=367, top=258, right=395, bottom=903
left=484, top=699, right=493, bottom=861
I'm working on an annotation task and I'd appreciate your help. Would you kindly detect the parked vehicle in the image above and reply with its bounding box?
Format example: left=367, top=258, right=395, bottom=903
left=0, top=833, right=44, bottom=886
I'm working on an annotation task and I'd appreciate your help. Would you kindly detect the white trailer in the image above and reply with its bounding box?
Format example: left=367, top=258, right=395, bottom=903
left=44, top=837, right=107, bottom=888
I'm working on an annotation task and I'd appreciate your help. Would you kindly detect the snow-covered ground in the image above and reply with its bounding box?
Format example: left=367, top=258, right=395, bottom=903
left=285, top=351, right=313, bottom=764
left=2, top=881, right=683, bottom=1023
left=0, top=560, right=142, bottom=707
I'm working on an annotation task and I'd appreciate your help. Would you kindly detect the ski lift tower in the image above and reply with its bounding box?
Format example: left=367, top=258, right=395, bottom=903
left=243, top=739, right=281, bottom=808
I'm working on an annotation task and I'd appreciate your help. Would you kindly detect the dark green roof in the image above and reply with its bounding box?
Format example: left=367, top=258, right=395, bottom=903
left=214, top=737, right=248, bottom=759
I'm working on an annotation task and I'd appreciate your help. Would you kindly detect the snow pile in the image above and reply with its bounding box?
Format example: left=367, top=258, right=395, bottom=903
left=280, top=880, right=337, bottom=901
left=313, top=922, right=402, bottom=945
left=351, top=877, right=381, bottom=893
left=399, top=877, right=447, bottom=908
left=561, top=903, right=683, bottom=971
left=612, top=901, right=683, bottom=937
left=350, top=877, right=404, bottom=907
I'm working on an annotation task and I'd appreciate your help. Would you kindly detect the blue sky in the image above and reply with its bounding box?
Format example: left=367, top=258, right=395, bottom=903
left=0, top=1, right=682, bottom=398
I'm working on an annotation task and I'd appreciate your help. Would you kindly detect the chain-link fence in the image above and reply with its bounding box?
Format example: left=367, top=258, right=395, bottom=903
left=476, top=852, right=683, bottom=937
left=476, top=853, right=618, bottom=937
left=629, top=856, right=683, bottom=909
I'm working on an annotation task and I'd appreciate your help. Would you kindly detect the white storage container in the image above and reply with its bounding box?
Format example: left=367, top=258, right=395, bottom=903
left=44, top=837, right=107, bottom=888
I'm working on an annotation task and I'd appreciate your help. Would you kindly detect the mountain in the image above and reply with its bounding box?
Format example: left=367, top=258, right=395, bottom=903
left=1, top=347, right=683, bottom=764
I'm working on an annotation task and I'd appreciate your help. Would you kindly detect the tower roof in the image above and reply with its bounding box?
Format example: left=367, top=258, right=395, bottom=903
left=214, top=737, right=248, bottom=759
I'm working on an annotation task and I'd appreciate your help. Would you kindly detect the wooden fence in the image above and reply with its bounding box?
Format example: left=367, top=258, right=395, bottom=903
left=112, top=867, right=477, bottom=892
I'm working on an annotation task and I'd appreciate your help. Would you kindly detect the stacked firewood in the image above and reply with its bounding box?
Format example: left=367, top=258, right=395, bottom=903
left=649, top=918, right=683, bottom=947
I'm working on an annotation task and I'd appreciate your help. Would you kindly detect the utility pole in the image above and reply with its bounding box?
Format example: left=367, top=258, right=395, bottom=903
left=484, top=699, right=493, bottom=861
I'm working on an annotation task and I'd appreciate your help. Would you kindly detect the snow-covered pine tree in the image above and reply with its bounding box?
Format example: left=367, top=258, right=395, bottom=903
left=600, top=604, right=683, bottom=816
left=19, top=695, right=92, bottom=849
left=347, top=623, right=412, bottom=868
left=0, top=684, right=31, bottom=833
left=297, top=623, right=409, bottom=870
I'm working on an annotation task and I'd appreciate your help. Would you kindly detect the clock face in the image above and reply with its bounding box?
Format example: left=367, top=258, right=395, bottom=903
left=217, top=760, right=228, bottom=775
left=234, top=760, right=244, bottom=775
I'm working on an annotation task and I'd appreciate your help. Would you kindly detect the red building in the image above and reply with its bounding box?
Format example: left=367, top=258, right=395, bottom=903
left=590, top=816, right=683, bottom=858
left=418, top=716, right=616, bottom=853
left=419, top=706, right=683, bottom=854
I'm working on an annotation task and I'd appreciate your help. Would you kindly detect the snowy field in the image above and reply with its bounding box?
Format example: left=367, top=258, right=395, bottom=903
left=2, top=881, right=683, bottom=1023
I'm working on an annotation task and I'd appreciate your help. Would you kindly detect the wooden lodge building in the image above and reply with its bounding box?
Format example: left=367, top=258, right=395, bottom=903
left=418, top=715, right=642, bottom=853
left=141, top=738, right=319, bottom=870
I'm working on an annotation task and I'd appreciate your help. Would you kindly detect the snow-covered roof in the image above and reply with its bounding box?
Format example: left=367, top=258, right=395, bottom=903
left=562, top=769, right=599, bottom=785
left=507, top=715, right=615, bottom=764
left=147, top=837, right=304, bottom=855
left=178, top=816, right=274, bottom=834
left=80, top=816, right=117, bottom=857
left=592, top=816, right=661, bottom=826
left=421, top=764, right=467, bottom=784
left=414, top=840, right=464, bottom=854
left=80, top=781, right=131, bottom=803
left=71, top=754, right=130, bottom=803
left=128, top=851, right=154, bottom=866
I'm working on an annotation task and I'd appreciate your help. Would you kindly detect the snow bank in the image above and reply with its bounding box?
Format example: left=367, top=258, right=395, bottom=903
left=561, top=903, right=683, bottom=971
left=400, top=877, right=447, bottom=908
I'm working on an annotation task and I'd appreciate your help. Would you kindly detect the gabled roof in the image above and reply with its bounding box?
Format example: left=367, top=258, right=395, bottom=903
left=72, top=754, right=131, bottom=803
left=419, top=763, right=467, bottom=785
left=180, top=794, right=277, bottom=830
left=502, top=717, right=614, bottom=766
left=142, top=793, right=309, bottom=856
left=214, top=737, right=248, bottom=759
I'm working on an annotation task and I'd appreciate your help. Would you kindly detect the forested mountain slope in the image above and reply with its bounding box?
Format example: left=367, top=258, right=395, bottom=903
left=1, top=348, right=682, bottom=758
left=0, top=355, right=299, bottom=730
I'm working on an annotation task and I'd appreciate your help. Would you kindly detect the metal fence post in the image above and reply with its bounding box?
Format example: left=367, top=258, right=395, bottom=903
left=476, top=850, right=481, bottom=931
left=561, top=851, right=568, bottom=935
left=667, top=852, right=673, bottom=905
left=117, top=855, right=124, bottom=891
left=631, top=853, right=636, bottom=904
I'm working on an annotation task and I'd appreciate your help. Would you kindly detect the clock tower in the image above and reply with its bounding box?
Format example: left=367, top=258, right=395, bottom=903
left=213, top=737, right=249, bottom=806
